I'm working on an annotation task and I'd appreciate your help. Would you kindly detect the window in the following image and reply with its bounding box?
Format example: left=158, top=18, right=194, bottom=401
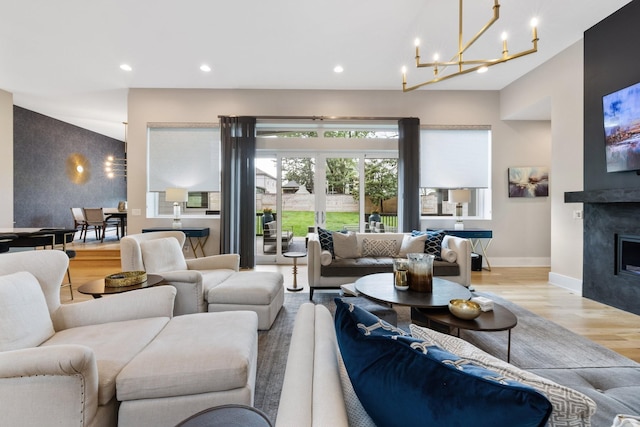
left=419, top=127, right=491, bottom=219
left=147, top=125, right=221, bottom=217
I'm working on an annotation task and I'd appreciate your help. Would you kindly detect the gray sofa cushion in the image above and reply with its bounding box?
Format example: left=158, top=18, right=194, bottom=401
left=529, top=367, right=640, bottom=427
left=321, top=258, right=459, bottom=277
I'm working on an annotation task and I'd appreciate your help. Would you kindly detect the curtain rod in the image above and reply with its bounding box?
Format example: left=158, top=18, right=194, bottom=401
left=218, top=115, right=413, bottom=121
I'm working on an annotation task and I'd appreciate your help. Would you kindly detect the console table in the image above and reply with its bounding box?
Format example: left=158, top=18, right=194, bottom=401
left=142, top=227, right=210, bottom=258
left=430, top=228, right=493, bottom=271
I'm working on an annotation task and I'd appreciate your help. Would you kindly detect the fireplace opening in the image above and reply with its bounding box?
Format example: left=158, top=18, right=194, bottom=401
left=616, top=234, right=640, bottom=277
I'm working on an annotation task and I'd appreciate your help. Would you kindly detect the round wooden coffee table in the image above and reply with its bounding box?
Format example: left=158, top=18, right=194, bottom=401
left=78, top=274, right=164, bottom=298
left=411, top=303, right=518, bottom=362
left=355, top=273, right=472, bottom=308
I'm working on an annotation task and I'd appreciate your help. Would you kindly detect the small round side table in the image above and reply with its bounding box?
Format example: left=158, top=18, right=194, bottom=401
left=283, top=251, right=306, bottom=292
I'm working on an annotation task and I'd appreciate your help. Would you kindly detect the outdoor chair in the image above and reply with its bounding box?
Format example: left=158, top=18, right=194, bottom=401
left=263, top=221, right=293, bottom=254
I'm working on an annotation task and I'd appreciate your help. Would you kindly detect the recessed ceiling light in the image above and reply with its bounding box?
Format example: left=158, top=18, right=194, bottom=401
left=334, top=65, right=344, bottom=73
left=200, top=64, right=212, bottom=72
left=120, top=64, right=132, bottom=72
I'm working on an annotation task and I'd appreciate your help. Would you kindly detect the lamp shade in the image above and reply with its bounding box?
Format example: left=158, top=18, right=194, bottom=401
left=166, top=187, right=188, bottom=203
left=448, top=189, right=471, bottom=204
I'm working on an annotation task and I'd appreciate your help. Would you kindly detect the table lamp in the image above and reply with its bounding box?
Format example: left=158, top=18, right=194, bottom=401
left=448, top=189, right=471, bottom=230
left=166, top=188, right=189, bottom=229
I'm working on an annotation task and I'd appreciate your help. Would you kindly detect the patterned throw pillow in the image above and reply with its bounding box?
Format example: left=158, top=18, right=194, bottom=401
left=412, top=230, right=444, bottom=260
left=334, top=298, right=552, bottom=427
left=317, top=227, right=335, bottom=255
left=409, top=324, right=597, bottom=426
left=361, top=239, right=398, bottom=257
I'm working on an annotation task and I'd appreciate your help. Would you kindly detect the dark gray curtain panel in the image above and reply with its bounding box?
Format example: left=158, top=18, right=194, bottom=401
left=220, top=116, right=256, bottom=268
left=398, top=117, right=420, bottom=232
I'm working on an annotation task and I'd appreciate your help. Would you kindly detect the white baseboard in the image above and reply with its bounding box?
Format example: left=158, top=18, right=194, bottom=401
left=548, top=272, right=583, bottom=296
left=488, top=257, right=551, bottom=267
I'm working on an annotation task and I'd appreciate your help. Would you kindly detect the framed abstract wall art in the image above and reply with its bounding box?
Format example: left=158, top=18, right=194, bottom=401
left=508, top=166, right=549, bottom=198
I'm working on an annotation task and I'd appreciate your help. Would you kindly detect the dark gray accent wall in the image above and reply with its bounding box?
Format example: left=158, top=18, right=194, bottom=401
left=578, top=0, right=640, bottom=314
left=13, top=106, right=126, bottom=229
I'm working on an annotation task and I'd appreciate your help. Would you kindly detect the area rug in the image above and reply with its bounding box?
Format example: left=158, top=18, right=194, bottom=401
left=253, top=291, right=639, bottom=423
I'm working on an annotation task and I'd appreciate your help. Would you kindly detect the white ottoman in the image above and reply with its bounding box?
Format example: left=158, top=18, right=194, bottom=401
left=116, top=311, right=259, bottom=427
left=207, top=271, right=284, bottom=330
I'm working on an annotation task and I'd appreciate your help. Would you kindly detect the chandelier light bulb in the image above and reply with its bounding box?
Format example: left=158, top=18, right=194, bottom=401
left=200, top=64, right=211, bottom=72
left=477, top=66, right=489, bottom=73
left=501, top=32, right=508, bottom=41
left=76, top=165, right=84, bottom=173
left=119, top=64, right=132, bottom=72
left=334, top=65, right=344, bottom=73
left=530, top=17, right=538, bottom=28
left=433, top=53, right=439, bottom=62
left=414, top=38, right=420, bottom=47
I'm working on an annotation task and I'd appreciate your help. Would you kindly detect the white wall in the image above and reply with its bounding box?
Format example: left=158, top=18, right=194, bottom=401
left=128, top=88, right=552, bottom=263
left=500, top=41, right=584, bottom=293
left=0, top=89, right=13, bottom=228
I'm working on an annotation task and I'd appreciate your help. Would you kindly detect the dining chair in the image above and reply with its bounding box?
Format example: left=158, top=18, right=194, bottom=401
left=82, top=207, right=120, bottom=243
left=70, top=207, right=87, bottom=241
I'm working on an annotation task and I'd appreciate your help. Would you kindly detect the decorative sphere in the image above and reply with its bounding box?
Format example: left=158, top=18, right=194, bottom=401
left=448, top=299, right=482, bottom=320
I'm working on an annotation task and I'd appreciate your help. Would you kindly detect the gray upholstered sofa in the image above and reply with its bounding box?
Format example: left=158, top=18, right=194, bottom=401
left=307, top=231, right=471, bottom=299
left=0, top=250, right=259, bottom=427
left=277, top=302, right=640, bottom=427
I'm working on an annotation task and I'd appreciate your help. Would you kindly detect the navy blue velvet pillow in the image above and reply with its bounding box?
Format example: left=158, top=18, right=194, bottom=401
left=412, top=229, right=445, bottom=260
left=334, top=298, right=552, bottom=427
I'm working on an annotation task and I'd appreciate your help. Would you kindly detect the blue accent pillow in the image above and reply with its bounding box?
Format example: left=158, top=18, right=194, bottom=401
left=412, top=229, right=445, bottom=260
left=317, top=227, right=335, bottom=256
left=334, top=298, right=552, bottom=427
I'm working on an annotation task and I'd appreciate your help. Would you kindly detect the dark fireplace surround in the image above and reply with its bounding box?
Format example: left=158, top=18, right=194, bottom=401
left=565, top=189, right=640, bottom=315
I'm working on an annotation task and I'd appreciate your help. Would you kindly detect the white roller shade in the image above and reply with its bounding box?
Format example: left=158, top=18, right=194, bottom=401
left=148, top=127, right=220, bottom=192
left=420, top=129, right=490, bottom=188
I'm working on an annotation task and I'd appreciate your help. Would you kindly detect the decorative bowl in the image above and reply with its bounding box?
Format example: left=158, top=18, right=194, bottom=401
left=448, top=299, right=482, bottom=320
left=105, top=271, right=147, bottom=288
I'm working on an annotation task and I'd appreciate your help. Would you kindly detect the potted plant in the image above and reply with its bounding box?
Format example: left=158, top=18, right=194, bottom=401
left=262, top=207, right=274, bottom=224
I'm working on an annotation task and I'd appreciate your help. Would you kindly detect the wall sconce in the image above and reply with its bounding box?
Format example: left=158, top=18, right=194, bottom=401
left=66, top=153, right=90, bottom=184
left=448, top=189, right=471, bottom=230
left=166, top=187, right=189, bottom=229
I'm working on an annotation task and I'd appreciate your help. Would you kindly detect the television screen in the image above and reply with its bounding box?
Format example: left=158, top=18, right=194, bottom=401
left=603, top=81, right=640, bottom=173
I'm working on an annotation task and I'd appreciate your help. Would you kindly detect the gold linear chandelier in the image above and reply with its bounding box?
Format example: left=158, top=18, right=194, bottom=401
left=402, top=0, right=539, bottom=92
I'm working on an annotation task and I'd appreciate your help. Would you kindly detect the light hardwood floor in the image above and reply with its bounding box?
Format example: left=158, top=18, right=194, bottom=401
left=64, top=244, right=640, bottom=363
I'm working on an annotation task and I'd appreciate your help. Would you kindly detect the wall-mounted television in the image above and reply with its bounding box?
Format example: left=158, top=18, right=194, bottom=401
left=603, top=81, right=640, bottom=173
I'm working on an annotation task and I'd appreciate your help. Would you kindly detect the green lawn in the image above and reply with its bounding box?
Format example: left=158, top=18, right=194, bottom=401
left=258, top=211, right=360, bottom=236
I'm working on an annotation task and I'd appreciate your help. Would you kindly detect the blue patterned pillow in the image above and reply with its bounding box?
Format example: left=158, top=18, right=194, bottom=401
left=317, top=227, right=335, bottom=256
left=334, top=298, right=552, bottom=427
left=412, top=229, right=444, bottom=260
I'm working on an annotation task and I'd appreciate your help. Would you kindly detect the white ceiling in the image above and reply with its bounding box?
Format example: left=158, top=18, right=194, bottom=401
left=0, top=0, right=632, bottom=140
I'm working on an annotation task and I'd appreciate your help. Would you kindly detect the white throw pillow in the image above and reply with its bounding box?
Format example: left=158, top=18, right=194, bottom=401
left=0, top=271, right=55, bottom=351
left=410, top=324, right=597, bottom=425
left=140, top=237, right=188, bottom=273
left=320, top=250, right=333, bottom=266
left=441, top=247, right=458, bottom=263
left=398, top=234, right=428, bottom=257
left=332, top=232, right=359, bottom=259
left=362, top=238, right=398, bottom=257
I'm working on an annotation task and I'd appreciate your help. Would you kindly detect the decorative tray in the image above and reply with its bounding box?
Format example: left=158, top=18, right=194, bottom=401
left=105, top=271, right=147, bottom=288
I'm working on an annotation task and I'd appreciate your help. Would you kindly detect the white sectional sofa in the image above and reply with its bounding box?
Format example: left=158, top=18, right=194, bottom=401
left=307, top=231, right=471, bottom=299
left=0, top=250, right=259, bottom=427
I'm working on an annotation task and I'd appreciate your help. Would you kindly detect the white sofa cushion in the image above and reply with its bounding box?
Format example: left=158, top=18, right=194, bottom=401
left=398, top=234, right=428, bottom=257
left=42, top=317, right=169, bottom=405
left=0, top=272, right=55, bottom=351
left=333, top=231, right=359, bottom=259
left=140, top=237, right=188, bottom=273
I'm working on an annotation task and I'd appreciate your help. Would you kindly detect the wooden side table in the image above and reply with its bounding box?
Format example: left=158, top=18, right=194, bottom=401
left=78, top=274, right=164, bottom=298
left=411, top=303, right=517, bottom=362
left=283, top=251, right=306, bottom=292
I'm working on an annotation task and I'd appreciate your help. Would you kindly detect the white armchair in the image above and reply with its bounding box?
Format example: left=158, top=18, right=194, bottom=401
left=0, top=250, right=177, bottom=427
left=120, top=231, right=285, bottom=330
left=120, top=231, right=240, bottom=315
